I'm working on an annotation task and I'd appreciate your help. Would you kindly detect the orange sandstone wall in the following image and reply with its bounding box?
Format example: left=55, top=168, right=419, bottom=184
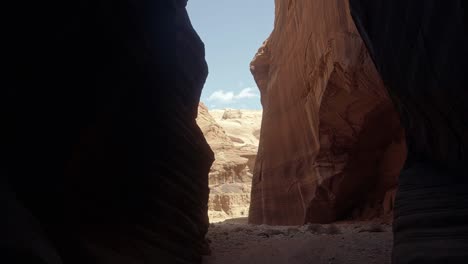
left=249, top=0, right=406, bottom=225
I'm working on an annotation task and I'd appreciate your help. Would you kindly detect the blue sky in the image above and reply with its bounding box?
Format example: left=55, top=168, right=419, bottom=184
left=187, top=0, right=274, bottom=110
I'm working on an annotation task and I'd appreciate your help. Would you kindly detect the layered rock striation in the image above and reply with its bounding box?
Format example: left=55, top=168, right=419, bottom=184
left=197, top=103, right=262, bottom=222
left=249, top=0, right=406, bottom=225
left=350, top=1, right=468, bottom=263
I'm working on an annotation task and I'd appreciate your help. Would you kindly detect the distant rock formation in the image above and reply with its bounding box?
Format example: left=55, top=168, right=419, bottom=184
left=197, top=103, right=262, bottom=222
left=222, top=109, right=243, bottom=120
left=249, top=0, right=406, bottom=225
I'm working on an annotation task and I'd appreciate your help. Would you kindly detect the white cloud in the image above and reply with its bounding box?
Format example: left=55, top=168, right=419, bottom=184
left=236, top=87, right=259, bottom=99
left=207, top=87, right=259, bottom=103
left=208, top=90, right=235, bottom=102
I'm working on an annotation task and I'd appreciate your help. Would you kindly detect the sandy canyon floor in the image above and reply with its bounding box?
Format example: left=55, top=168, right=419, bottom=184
left=203, top=218, right=392, bottom=264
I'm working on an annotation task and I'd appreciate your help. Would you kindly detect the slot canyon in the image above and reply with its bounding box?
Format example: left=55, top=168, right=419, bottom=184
left=3, top=1, right=467, bottom=264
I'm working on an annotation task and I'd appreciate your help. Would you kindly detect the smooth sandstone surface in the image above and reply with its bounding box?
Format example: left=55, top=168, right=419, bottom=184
left=249, top=0, right=406, bottom=225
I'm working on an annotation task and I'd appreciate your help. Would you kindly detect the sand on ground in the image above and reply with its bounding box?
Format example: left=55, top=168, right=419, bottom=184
left=203, top=218, right=392, bottom=264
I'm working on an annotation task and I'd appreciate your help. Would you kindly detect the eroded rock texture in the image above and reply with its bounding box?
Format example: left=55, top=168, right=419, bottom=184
left=249, top=0, right=406, bottom=225
left=3, top=1, right=212, bottom=263
left=350, top=1, right=468, bottom=263
left=197, top=103, right=262, bottom=222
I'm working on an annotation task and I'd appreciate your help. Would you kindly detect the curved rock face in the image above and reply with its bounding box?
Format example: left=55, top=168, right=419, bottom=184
left=350, top=1, right=468, bottom=263
left=249, top=0, right=406, bottom=225
left=197, top=103, right=262, bottom=222
left=4, top=1, right=212, bottom=263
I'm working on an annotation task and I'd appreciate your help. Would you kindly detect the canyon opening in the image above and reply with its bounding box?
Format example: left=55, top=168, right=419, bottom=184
left=3, top=0, right=468, bottom=264
left=188, top=0, right=271, bottom=224
left=190, top=0, right=406, bottom=263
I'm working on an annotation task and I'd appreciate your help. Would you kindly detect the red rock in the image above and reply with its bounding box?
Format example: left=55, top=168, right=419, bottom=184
left=249, top=0, right=406, bottom=225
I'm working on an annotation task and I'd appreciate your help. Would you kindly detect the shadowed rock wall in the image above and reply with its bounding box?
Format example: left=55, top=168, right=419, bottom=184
left=350, top=1, right=468, bottom=263
left=3, top=1, right=212, bottom=263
